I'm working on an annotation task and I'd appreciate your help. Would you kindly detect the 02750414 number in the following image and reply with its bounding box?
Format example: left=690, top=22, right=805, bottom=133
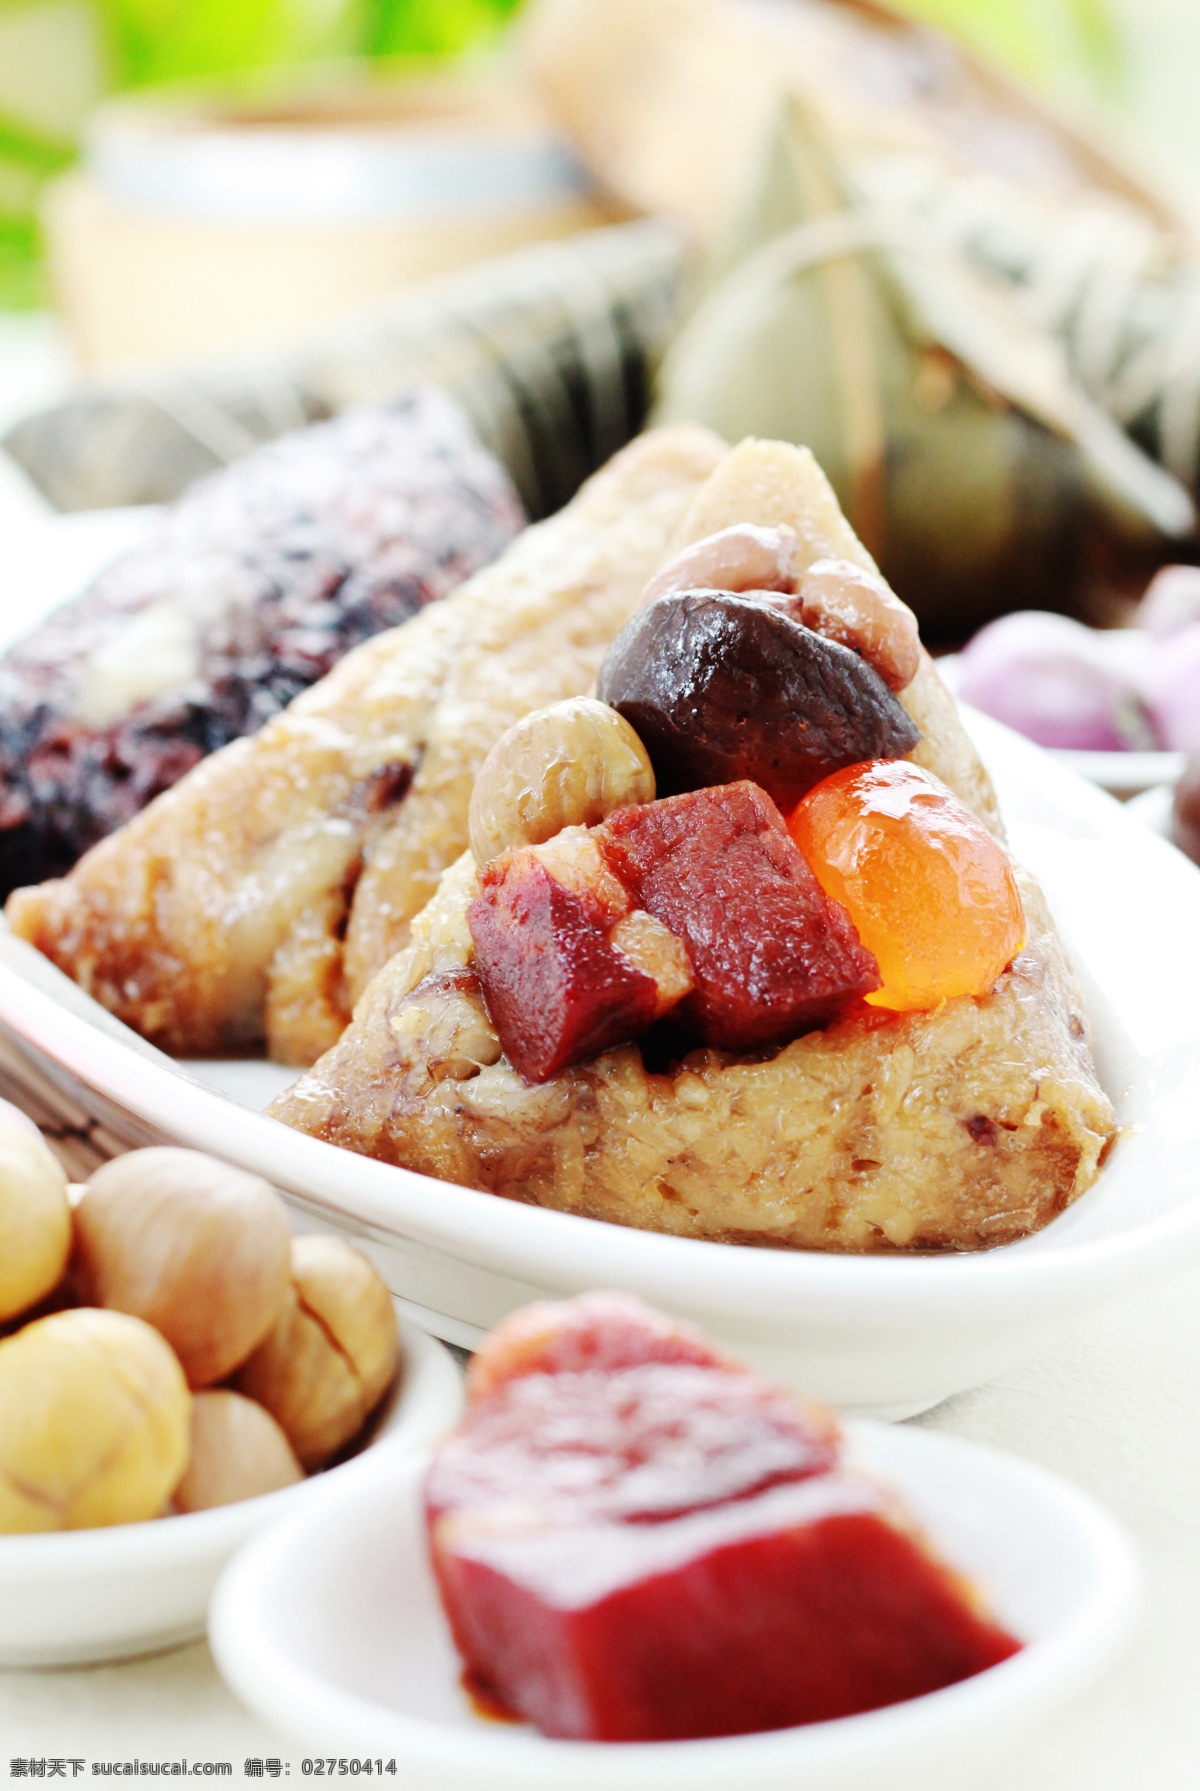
left=301, top=1762, right=397, bottom=1775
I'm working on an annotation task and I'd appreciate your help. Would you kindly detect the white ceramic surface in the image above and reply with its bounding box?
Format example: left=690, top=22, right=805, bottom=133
left=0, top=506, right=156, bottom=654
left=0, top=1313, right=463, bottom=1668
left=1048, top=746, right=1185, bottom=794
left=209, top=1423, right=1140, bottom=1791
left=0, top=711, right=1198, bottom=1418
left=1125, top=782, right=1175, bottom=838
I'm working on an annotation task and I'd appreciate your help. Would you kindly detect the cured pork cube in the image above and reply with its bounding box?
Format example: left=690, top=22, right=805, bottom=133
left=433, top=1475, right=1018, bottom=1741
left=427, top=1363, right=839, bottom=1529
left=597, top=780, right=880, bottom=1048
left=424, top=1294, right=1019, bottom=1742
left=468, top=831, right=692, bottom=1083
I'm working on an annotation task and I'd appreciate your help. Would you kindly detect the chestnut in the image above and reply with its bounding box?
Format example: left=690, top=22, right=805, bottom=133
left=469, top=697, right=655, bottom=866
left=0, top=1308, right=190, bottom=1532
left=173, top=1390, right=303, bottom=1512
left=0, top=1118, right=71, bottom=1324
left=74, top=1148, right=292, bottom=1387
left=235, top=1235, right=399, bottom=1469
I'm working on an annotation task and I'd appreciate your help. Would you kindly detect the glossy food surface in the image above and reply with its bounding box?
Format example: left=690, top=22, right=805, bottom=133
left=425, top=1294, right=1020, bottom=1741
left=596, top=590, right=920, bottom=808
left=789, top=761, right=1026, bottom=1013
left=599, top=780, right=880, bottom=1047
left=434, top=1478, right=1019, bottom=1741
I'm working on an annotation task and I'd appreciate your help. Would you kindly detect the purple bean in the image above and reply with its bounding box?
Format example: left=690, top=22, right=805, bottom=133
left=956, top=612, right=1156, bottom=752
left=1137, top=565, right=1200, bottom=637
left=1138, top=624, right=1200, bottom=753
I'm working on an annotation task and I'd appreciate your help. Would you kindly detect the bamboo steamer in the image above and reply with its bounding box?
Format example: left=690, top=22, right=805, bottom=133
left=45, top=72, right=623, bottom=376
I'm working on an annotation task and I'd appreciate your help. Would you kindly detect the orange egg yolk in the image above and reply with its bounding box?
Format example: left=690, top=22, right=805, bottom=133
left=788, top=760, right=1026, bottom=1012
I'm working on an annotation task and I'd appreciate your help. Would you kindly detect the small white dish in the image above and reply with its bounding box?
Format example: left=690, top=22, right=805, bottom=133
left=210, top=1423, right=1140, bottom=1791
left=0, top=1312, right=462, bottom=1668
left=1047, top=746, right=1184, bottom=796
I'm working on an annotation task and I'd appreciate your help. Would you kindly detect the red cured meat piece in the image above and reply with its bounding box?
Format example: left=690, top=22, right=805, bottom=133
left=427, top=1361, right=839, bottom=1528
left=433, top=1476, right=1019, bottom=1741
left=465, top=1291, right=730, bottom=1402
left=597, top=780, right=880, bottom=1048
left=424, top=1295, right=1020, bottom=1743
left=468, top=852, right=661, bottom=1084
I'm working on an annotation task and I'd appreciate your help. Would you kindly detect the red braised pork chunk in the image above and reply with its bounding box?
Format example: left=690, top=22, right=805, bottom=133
left=467, top=781, right=879, bottom=1082
left=426, top=1293, right=1020, bottom=1741
left=598, top=779, right=879, bottom=1047
left=466, top=828, right=692, bottom=1084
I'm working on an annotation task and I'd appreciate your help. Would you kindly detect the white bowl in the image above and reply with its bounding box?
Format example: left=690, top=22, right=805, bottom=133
left=1125, top=782, right=1176, bottom=838
left=0, top=1313, right=462, bottom=1667
left=1, top=711, right=1199, bottom=1419
left=209, top=1423, right=1140, bottom=1791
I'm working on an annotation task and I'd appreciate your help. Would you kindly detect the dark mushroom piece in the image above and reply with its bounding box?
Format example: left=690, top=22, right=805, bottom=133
left=597, top=590, right=921, bottom=812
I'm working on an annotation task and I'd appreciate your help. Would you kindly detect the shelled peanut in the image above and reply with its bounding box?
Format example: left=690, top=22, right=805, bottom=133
left=0, top=1132, right=401, bottom=1532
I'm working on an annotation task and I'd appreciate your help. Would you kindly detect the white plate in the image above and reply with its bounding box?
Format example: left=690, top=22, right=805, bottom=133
left=1125, top=782, right=1175, bottom=839
left=0, top=1312, right=462, bottom=1667
left=1044, top=746, right=1185, bottom=795
left=0, top=506, right=156, bottom=654
left=0, top=711, right=1198, bottom=1419
left=209, top=1424, right=1139, bottom=1791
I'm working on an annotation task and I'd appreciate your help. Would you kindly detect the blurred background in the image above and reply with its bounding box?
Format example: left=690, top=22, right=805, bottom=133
left=4, top=0, right=1200, bottom=823
left=2, top=0, right=1199, bottom=343
left=0, top=0, right=525, bottom=308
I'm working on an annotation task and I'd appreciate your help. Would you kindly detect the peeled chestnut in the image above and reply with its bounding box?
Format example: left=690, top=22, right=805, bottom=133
left=469, top=697, right=655, bottom=866
left=794, top=560, right=921, bottom=693
left=637, top=523, right=798, bottom=608
left=0, top=1117, right=71, bottom=1324
left=74, top=1148, right=292, bottom=1387
left=0, top=1308, right=190, bottom=1532
left=173, top=1390, right=303, bottom=1513
left=236, top=1235, right=399, bottom=1468
left=597, top=591, right=921, bottom=811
